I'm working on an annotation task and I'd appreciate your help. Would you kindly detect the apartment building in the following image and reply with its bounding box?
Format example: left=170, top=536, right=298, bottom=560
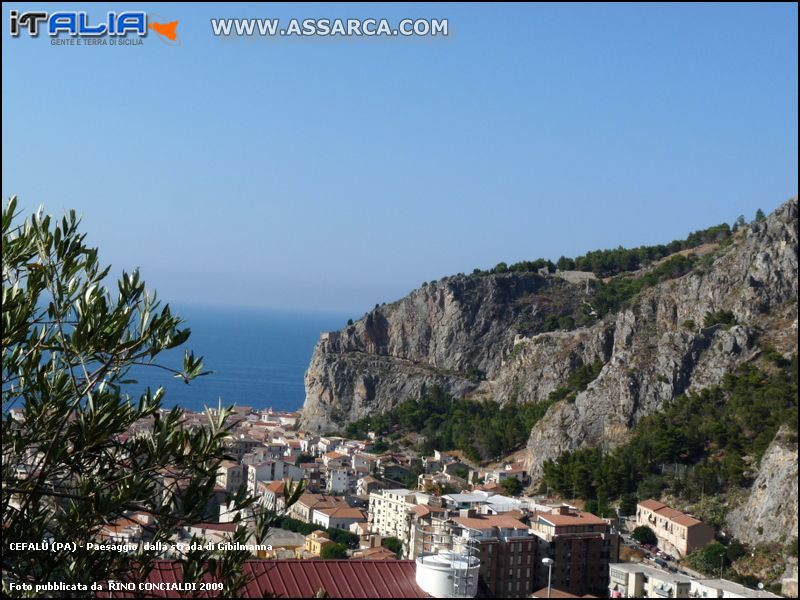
left=256, top=479, right=286, bottom=513
left=531, top=506, right=620, bottom=597
left=216, top=460, right=245, bottom=492
left=450, top=511, right=539, bottom=598
left=608, top=562, right=692, bottom=598
left=636, top=499, right=715, bottom=557
left=245, top=459, right=304, bottom=494
left=368, top=488, right=424, bottom=546
left=326, top=468, right=350, bottom=494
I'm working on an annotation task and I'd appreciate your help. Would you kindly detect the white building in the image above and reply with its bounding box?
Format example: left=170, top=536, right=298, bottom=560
left=369, top=488, right=418, bottom=544
left=608, top=562, right=692, bottom=598
left=442, top=492, right=491, bottom=511
left=216, top=460, right=245, bottom=492
left=326, top=469, right=350, bottom=494
left=690, top=578, right=782, bottom=598
left=245, top=459, right=304, bottom=494
left=312, top=506, right=367, bottom=530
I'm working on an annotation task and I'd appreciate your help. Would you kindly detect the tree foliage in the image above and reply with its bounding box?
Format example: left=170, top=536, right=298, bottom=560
left=345, top=386, right=557, bottom=462
left=1, top=198, right=302, bottom=597
left=319, top=543, right=349, bottom=559
left=687, top=541, right=729, bottom=575
left=631, top=525, right=657, bottom=545
left=500, top=477, right=523, bottom=496
left=541, top=357, right=797, bottom=510
left=381, top=537, right=403, bottom=558
left=472, top=221, right=732, bottom=279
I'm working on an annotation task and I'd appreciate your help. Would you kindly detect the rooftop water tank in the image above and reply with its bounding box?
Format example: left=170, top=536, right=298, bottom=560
left=415, top=552, right=480, bottom=598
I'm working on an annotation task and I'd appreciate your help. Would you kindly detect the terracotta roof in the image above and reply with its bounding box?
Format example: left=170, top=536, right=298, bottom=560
left=671, top=514, right=703, bottom=527
left=638, top=499, right=666, bottom=511
left=297, top=493, right=347, bottom=510
left=316, top=506, right=366, bottom=520
left=410, top=505, right=432, bottom=517
left=100, top=560, right=429, bottom=598
left=354, top=546, right=398, bottom=560
left=654, top=507, right=684, bottom=520
left=262, top=480, right=285, bottom=494
left=535, top=511, right=607, bottom=527
left=453, top=514, right=530, bottom=531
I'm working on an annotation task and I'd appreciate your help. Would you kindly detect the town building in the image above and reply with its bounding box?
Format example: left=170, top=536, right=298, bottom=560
left=636, top=499, right=715, bottom=558
left=288, top=493, right=348, bottom=524
left=689, top=578, right=783, bottom=598
left=255, top=479, right=286, bottom=513
left=448, top=511, right=538, bottom=598
left=216, top=460, right=244, bottom=492
left=608, top=562, right=692, bottom=598
left=299, top=530, right=335, bottom=558
left=326, top=468, right=350, bottom=494
left=530, top=506, right=619, bottom=597
left=312, top=505, right=367, bottom=531
left=369, top=488, right=429, bottom=549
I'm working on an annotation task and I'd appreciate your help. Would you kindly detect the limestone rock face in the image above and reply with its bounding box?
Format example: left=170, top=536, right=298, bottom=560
left=300, top=273, right=584, bottom=432
left=726, top=427, right=799, bottom=547
left=300, top=199, right=798, bottom=544
left=524, top=198, right=797, bottom=478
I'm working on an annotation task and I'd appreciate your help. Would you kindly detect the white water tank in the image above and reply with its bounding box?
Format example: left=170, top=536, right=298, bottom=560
left=415, top=552, right=480, bottom=598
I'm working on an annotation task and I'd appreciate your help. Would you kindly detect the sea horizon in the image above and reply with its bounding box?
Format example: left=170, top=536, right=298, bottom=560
left=126, top=304, right=350, bottom=414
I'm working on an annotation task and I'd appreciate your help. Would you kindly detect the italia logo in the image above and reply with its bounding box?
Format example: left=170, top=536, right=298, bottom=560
left=9, top=10, right=179, bottom=44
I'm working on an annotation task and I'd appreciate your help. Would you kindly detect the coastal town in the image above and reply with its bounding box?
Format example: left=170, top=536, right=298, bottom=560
left=10, top=404, right=791, bottom=598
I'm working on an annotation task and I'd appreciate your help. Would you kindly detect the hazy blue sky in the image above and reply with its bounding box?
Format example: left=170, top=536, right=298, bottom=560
left=3, top=3, right=797, bottom=314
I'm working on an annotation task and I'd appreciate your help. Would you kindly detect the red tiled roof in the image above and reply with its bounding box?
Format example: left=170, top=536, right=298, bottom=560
left=453, top=514, right=530, bottom=531
left=535, top=511, right=607, bottom=527
left=316, top=506, right=366, bottom=520
left=638, top=499, right=666, bottom=511
left=99, top=560, right=429, bottom=598
left=671, top=514, right=703, bottom=527
left=654, top=506, right=684, bottom=519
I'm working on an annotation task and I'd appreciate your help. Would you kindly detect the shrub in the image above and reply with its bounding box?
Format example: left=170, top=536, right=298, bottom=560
left=632, top=526, right=658, bottom=545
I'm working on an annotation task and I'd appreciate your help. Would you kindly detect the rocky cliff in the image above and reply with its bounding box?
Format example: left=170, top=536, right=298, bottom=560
left=300, top=273, right=592, bottom=432
left=302, top=199, right=797, bottom=441
left=523, top=198, right=797, bottom=478
left=727, top=426, right=799, bottom=547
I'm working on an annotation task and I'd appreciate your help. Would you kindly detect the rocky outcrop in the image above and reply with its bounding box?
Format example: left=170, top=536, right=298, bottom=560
left=726, top=426, right=799, bottom=547
left=301, top=198, right=799, bottom=473
left=301, top=273, right=591, bottom=432
left=525, top=199, right=797, bottom=477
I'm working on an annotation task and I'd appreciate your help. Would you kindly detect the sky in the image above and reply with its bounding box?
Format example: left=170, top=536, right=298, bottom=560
left=2, top=2, right=797, bottom=315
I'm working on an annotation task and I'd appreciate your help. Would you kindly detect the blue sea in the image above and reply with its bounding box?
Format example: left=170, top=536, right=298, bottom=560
left=126, top=305, right=347, bottom=413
